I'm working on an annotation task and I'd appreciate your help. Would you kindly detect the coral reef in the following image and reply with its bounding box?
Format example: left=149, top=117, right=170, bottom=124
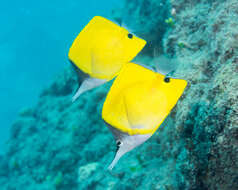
left=163, top=0, right=238, bottom=189
left=0, top=0, right=238, bottom=189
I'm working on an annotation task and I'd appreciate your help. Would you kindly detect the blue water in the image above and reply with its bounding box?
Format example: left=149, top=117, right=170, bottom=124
left=0, top=0, right=121, bottom=153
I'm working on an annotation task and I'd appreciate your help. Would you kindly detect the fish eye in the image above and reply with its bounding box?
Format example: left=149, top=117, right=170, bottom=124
left=164, top=77, right=170, bottom=83
left=128, top=33, right=133, bottom=39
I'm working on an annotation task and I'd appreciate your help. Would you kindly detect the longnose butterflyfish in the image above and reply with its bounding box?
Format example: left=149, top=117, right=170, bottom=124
left=68, top=16, right=147, bottom=102
left=102, top=63, right=187, bottom=170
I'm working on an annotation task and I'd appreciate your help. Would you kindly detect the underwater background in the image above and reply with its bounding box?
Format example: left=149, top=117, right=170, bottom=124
left=0, top=0, right=238, bottom=189
left=0, top=0, right=120, bottom=153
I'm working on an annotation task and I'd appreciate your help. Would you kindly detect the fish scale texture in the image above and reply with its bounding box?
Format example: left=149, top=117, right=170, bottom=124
left=0, top=0, right=238, bottom=189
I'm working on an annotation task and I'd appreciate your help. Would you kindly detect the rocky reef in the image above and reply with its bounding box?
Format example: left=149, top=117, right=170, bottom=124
left=0, top=0, right=238, bottom=189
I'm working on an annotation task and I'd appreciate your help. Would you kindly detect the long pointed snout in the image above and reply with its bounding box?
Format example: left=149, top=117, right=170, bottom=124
left=108, top=148, right=126, bottom=170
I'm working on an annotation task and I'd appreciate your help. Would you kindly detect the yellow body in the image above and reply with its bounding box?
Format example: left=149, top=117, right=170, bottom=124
left=102, top=63, right=187, bottom=135
left=68, top=16, right=146, bottom=80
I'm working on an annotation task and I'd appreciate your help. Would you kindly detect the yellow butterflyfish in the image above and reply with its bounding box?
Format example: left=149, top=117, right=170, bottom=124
left=102, top=63, right=187, bottom=169
left=68, top=16, right=146, bottom=101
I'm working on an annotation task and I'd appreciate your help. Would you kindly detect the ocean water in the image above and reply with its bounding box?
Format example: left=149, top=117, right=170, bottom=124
left=0, top=0, right=121, bottom=153
left=0, top=0, right=238, bottom=190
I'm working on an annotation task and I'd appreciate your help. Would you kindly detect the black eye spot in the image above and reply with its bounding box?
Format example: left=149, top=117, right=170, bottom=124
left=164, top=77, right=170, bottom=83
left=128, top=33, right=133, bottom=39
